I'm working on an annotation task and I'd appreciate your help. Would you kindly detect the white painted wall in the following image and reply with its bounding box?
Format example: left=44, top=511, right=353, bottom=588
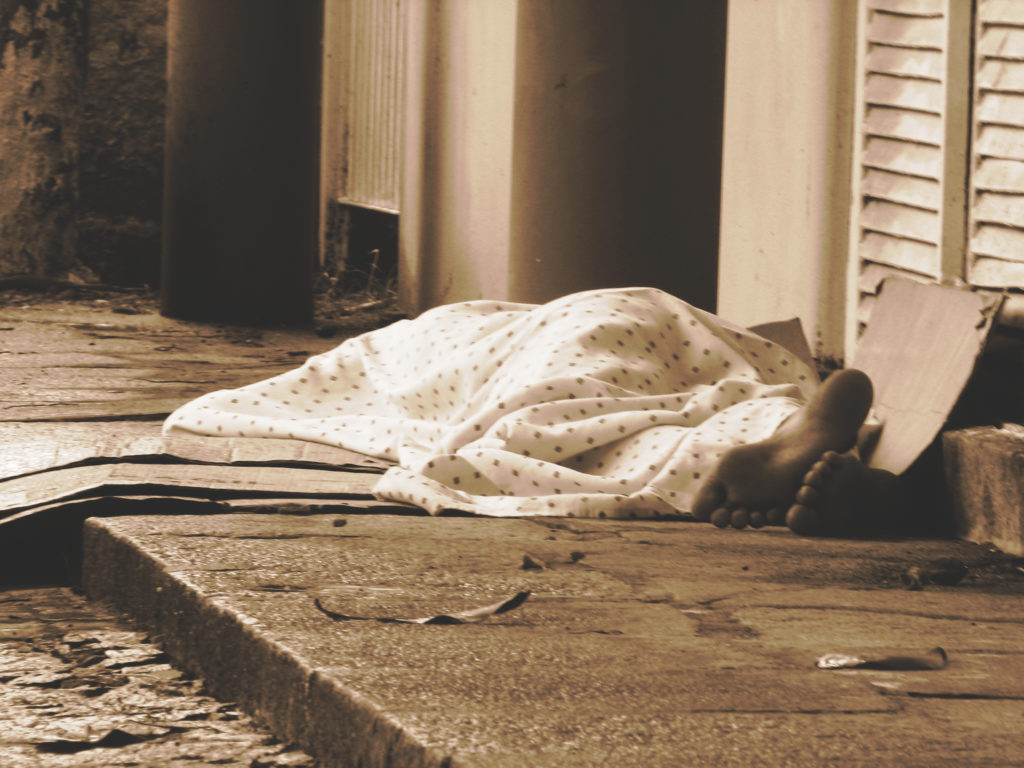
left=717, top=0, right=858, bottom=361
left=399, top=0, right=517, bottom=312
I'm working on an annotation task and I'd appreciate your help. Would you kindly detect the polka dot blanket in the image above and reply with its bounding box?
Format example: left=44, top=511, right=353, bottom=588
left=164, top=287, right=819, bottom=519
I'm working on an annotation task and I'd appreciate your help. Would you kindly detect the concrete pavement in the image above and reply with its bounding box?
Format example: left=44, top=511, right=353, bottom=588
left=83, top=512, right=1024, bottom=767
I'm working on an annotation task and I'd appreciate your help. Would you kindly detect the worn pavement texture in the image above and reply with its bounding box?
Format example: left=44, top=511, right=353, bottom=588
left=84, top=513, right=1024, bottom=768
left=0, top=585, right=316, bottom=767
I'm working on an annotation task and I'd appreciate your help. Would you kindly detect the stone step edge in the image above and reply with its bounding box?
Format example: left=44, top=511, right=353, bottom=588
left=80, top=518, right=459, bottom=768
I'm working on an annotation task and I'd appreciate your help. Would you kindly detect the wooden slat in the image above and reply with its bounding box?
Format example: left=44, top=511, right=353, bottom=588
left=868, top=11, right=946, bottom=48
left=853, top=2, right=965, bottom=349
left=971, top=223, right=1024, bottom=260
left=976, top=124, right=1024, bottom=160
left=977, top=92, right=1024, bottom=126
left=863, top=135, right=943, bottom=177
left=978, top=59, right=1024, bottom=92
left=980, top=0, right=1024, bottom=26
left=869, top=0, right=944, bottom=15
left=978, top=26, right=1024, bottom=60
left=866, top=45, right=944, bottom=79
left=862, top=168, right=941, bottom=209
left=971, top=255, right=1024, bottom=286
left=861, top=199, right=941, bottom=242
left=865, top=105, right=943, bottom=144
left=973, top=157, right=1024, bottom=192
left=858, top=232, right=941, bottom=276
left=865, top=72, right=944, bottom=112
left=857, top=261, right=936, bottom=294
left=974, top=191, right=1024, bottom=228
left=856, top=292, right=877, bottom=327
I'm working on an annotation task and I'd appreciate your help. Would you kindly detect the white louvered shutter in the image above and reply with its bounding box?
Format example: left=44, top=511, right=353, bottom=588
left=969, top=0, right=1024, bottom=287
left=848, top=0, right=973, bottom=343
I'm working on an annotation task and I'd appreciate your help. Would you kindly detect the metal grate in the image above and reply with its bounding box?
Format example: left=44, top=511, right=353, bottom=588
left=324, top=0, right=404, bottom=214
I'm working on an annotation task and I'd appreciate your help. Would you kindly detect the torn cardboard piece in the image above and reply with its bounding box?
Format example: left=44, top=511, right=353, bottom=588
left=851, top=278, right=1003, bottom=475
left=0, top=422, right=389, bottom=481
left=312, top=590, right=531, bottom=625
left=817, top=646, right=947, bottom=671
left=748, top=317, right=819, bottom=379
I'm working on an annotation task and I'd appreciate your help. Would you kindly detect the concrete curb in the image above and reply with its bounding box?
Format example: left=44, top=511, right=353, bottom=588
left=80, top=512, right=1024, bottom=767
left=81, top=520, right=458, bottom=768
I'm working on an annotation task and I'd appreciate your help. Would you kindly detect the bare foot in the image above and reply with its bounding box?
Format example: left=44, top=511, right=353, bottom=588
left=691, top=369, right=874, bottom=531
left=785, top=450, right=908, bottom=535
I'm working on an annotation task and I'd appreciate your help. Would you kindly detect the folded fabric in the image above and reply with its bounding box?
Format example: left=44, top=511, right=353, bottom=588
left=164, top=287, right=818, bottom=518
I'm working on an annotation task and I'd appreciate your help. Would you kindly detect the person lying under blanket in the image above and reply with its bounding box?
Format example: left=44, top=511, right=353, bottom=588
left=163, top=287, right=907, bottom=536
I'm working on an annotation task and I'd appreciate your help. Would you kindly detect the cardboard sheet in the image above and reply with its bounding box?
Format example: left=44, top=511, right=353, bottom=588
left=0, top=494, right=419, bottom=530
left=0, top=422, right=389, bottom=481
left=851, top=278, right=1003, bottom=475
left=0, top=463, right=379, bottom=518
left=748, top=317, right=819, bottom=379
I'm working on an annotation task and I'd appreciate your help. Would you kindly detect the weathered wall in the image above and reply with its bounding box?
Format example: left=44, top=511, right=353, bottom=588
left=0, top=0, right=166, bottom=284
left=0, top=0, right=86, bottom=279
left=78, top=0, right=166, bottom=285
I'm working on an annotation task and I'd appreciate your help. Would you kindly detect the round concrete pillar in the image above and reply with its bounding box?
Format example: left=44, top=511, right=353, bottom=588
left=161, top=0, right=322, bottom=325
left=507, top=0, right=725, bottom=311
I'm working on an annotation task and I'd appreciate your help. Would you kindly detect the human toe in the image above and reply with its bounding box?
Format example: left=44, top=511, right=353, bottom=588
left=766, top=506, right=787, bottom=526
left=803, top=459, right=833, bottom=489
left=786, top=503, right=818, bottom=535
left=730, top=508, right=750, bottom=529
left=692, top=479, right=726, bottom=523
left=795, top=484, right=820, bottom=506
left=710, top=507, right=732, bottom=528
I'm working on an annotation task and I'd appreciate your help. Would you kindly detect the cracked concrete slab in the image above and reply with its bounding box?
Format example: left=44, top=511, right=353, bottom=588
left=83, top=513, right=1024, bottom=767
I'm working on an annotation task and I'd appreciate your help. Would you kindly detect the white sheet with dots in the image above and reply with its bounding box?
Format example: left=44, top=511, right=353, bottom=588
left=164, top=287, right=818, bottom=519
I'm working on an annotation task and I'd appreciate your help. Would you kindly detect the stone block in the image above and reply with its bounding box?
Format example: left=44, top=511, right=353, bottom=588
left=943, top=424, right=1024, bottom=555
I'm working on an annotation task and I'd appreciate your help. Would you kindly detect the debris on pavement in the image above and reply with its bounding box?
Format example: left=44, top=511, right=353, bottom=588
left=313, top=590, right=531, bottom=625
left=901, top=557, right=969, bottom=590
left=817, top=646, right=948, bottom=671
left=521, top=553, right=546, bottom=570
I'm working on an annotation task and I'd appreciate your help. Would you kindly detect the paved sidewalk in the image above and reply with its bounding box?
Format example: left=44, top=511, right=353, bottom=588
left=6, top=290, right=1024, bottom=766
left=84, top=512, right=1024, bottom=767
